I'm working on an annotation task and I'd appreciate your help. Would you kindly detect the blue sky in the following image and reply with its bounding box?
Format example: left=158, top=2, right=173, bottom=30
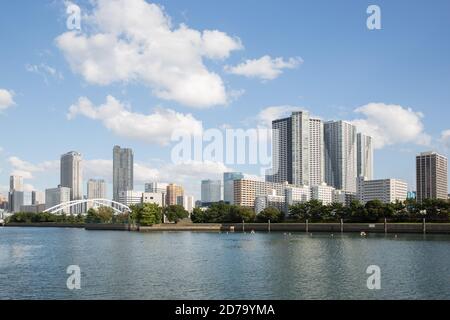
left=1, top=0, right=449, bottom=199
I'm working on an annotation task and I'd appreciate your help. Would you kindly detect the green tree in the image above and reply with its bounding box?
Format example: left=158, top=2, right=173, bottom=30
left=141, top=203, right=163, bottom=226
left=257, top=207, right=284, bottom=223
left=231, top=206, right=255, bottom=223
left=191, top=207, right=207, bottom=223
left=164, top=205, right=188, bottom=223
left=85, top=208, right=101, bottom=224
left=97, top=206, right=114, bottom=223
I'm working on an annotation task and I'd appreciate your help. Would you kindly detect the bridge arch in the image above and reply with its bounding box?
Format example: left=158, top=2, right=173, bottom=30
left=43, top=199, right=131, bottom=215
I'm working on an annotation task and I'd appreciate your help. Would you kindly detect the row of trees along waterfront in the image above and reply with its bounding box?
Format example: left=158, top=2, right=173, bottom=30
left=6, top=198, right=449, bottom=224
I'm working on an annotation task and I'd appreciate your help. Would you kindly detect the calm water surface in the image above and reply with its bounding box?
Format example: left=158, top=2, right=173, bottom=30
left=0, top=227, right=449, bottom=300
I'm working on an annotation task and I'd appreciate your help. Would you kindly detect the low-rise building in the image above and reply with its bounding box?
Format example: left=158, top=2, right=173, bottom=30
left=142, top=192, right=165, bottom=207
left=20, top=204, right=46, bottom=214
left=285, top=186, right=311, bottom=206
left=233, top=179, right=290, bottom=208
left=358, top=178, right=408, bottom=204
left=118, top=191, right=144, bottom=206
left=311, top=183, right=335, bottom=205
left=255, top=190, right=286, bottom=215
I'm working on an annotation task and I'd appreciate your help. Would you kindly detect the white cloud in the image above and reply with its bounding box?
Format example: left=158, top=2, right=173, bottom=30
left=441, top=130, right=450, bottom=149
left=56, top=0, right=243, bottom=108
left=26, top=63, right=63, bottom=82
left=67, top=95, right=203, bottom=146
left=350, top=103, right=431, bottom=149
left=8, top=156, right=59, bottom=180
left=225, top=55, right=303, bottom=81
left=0, top=89, right=15, bottom=111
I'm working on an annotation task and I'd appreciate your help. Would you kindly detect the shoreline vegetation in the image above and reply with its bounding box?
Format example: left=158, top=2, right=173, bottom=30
left=5, top=199, right=450, bottom=225
left=3, top=199, right=450, bottom=234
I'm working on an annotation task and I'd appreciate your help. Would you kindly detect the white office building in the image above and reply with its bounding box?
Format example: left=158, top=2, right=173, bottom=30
left=32, top=191, right=45, bottom=205
left=255, top=190, right=286, bottom=215
left=201, top=180, right=222, bottom=203
left=118, top=190, right=142, bottom=206
left=142, top=192, right=165, bottom=207
left=311, top=183, right=335, bottom=205
left=285, top=186, right=311, bottom=206
left=357, top=133, right=374, bottom=180
left=87, top=179, right=107, bottom=199
left=358, top=178, right=408, bottom=204
left=45, top=187, right=71, bottom=214
left=324, top=121, right=358, bottom=193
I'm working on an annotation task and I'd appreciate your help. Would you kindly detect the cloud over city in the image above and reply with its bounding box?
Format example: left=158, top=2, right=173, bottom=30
left=225, top=56, right=303, bottom=81
left=350, top=103, right=431, bottom=149
left=67, top=95, right=203, bottom=146
left=56, top=0, right=243, bottom=108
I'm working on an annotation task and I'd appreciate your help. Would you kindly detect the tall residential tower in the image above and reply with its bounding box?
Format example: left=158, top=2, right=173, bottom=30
left=416, top=151, right=448, bottom=202
left=60, top=151, right=83, bottom=201
left=357, top=133, right=374, bottom=180
left=324, top=121, right=358, bottom=193
left=269, top=111, right=324, bottom=187
left=113, top=146, right=134, bottom=202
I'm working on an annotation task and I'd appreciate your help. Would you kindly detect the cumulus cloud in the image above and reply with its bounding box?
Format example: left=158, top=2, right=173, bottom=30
left=0, top=89, right=15, bottom=111
left=225, top=55, right=303, bottom=81
left=56, top=0, right=243, bottom=108
left=67, top=95, right=203, bottom=146
left=441, top=129, right=450, bottom=149
left=8, top=156, right=59, bottom=179
left=350, top=103, right=431, bottom=149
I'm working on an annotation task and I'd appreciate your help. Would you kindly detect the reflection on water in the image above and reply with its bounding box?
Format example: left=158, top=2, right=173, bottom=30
left=0, top=227, right=449, bottom=300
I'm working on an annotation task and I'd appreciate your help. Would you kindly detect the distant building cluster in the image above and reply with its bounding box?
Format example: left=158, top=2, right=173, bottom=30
left=3, top=146, right=195, bottom=216
left=196, top=112, right=448, bottom=215
left=1, top=120, right=448, bottom=217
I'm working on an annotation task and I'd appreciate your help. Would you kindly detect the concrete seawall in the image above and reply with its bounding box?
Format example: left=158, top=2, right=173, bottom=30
left=138, top=223, right=450, bottom=235
left=4, top=222, right=450, bottom=234
left=221, top=223, right=450, bottom=234
left=5, top=223, right=85, bottom=228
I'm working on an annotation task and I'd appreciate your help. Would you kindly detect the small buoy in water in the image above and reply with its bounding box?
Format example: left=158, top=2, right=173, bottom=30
left=251, top=230, right=255, bottom=234
left=331, top=234, right=334, bottom=237
left=395, top=234, right=398, bottom=238
left=360, top=232, right=367, bottom=237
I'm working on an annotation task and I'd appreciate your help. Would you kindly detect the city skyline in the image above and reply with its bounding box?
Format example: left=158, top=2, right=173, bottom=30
left=1, top=0, right=450, bottom=201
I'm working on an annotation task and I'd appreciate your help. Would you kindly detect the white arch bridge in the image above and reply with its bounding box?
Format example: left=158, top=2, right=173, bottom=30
left=43, top=199, right=131, bottom=215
